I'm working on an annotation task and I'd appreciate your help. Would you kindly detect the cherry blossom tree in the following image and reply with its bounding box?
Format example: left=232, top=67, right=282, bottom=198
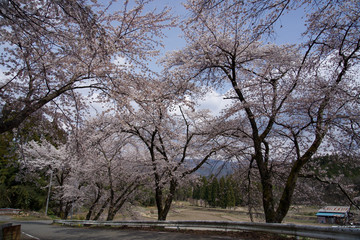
left=21, top=139, right=76, bottom=218
left=165, top=0, right=360, bottom=223
left=76, top=115, right=145, bottom=221
left=115, top=75, right=225, bottom=220
left=0, top=0, right=173, bottom=134
left=21, top=115, right=147, bottom=220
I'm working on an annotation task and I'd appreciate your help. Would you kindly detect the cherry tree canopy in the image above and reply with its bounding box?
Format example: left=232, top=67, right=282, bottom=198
left=0, top=0, right=173, bottom=133
left=21, top=138, right=75, bottom=218
left=21, top=115, right=147, bottom=220
left=113, top=73, right=226, bottom=220
left=74, top=115, right=145, bottom=221
left=164, top=0, right=360, bottom=223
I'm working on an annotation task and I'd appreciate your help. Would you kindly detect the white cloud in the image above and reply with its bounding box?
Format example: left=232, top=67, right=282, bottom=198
left=171, top=88, right=229, bottom=117
left=112, top=56, right=132, bottom=69
left=196, top=89, right=229, bottom=116
left=0, top=68, right=8, bottom=87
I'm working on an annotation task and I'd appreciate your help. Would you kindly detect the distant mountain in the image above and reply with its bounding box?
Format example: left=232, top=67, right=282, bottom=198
left=191, top=159, right=235, bottom=178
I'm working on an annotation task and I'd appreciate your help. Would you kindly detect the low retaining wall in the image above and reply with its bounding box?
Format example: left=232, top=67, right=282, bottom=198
left=54, top=219, right=360, bottom=240
left=0, top=209, right=21, bottom=215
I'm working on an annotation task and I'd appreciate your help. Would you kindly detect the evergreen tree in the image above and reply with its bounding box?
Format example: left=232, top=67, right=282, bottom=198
left=219, top=176, right=226, bottom=208
left=192, top=175, right=239, bottom=208
left=200, top=176, right=209, bottom=203
left=210, top=177, right=219, bottom=207
left=196, top=176, right=210, bottom=206
left=226, top=177, right=236, bottom=209
left=192, top=184, right=200, bottom=200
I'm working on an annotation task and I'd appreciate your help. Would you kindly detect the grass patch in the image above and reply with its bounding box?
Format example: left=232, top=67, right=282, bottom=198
left=12, top=215, right=52, bottom=221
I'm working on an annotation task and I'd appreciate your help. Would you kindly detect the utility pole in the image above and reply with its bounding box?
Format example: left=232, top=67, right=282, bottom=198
left=45, top=171, right=53, bottom=216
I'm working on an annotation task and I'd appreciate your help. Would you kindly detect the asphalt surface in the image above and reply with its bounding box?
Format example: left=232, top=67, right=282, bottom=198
left=1, top=217, right=236, bottom=240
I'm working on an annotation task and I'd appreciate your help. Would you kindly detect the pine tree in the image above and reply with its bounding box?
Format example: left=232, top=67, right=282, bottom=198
left=219, top=176, right=226, bottom=208
left=226, top=177, right=236, bottom=209
left=210, top=177, right=219, bottom=207
left=192, top=184, right=200, bottom=199
left=200, top=176, right=208, bottom=200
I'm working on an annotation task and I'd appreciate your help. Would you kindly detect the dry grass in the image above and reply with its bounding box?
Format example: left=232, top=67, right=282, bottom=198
left=68, top=201, right=359, bottom=226
left=114, top=202, right=321, bottom=225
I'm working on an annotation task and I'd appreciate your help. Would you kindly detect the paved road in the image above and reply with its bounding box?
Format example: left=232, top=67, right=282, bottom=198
left=3, top=219, right=236, bottom=240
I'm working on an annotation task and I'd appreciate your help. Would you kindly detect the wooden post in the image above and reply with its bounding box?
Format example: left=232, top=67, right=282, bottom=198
left=2, top=224, right=21, bottom=240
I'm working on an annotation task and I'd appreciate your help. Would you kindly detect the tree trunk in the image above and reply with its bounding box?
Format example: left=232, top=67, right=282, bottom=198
left=59, top=200, right=66, bottom=219
left=107, top=196, right=114, bottom=221
left=63, top=202, right=72, bottom=220
left=270, top=135, right=325, bottom=223
left=273, top=156, right=310, bottom=222
left=86, top=189, right=102, bottom=220
left=106, top=211, right=116, bottom=221
left=260, top=170, right=277, bottom=223
left=106, top=182, right=139, bottom=221
left=155, top=184, right=164, bottom=220
left=253, top=139, right=277, bottom=223
left=106, top=198, right=126, bottom=221
left=93, top=197, right=110, bottom=220
left=156, top=179, right=177, bottom=221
